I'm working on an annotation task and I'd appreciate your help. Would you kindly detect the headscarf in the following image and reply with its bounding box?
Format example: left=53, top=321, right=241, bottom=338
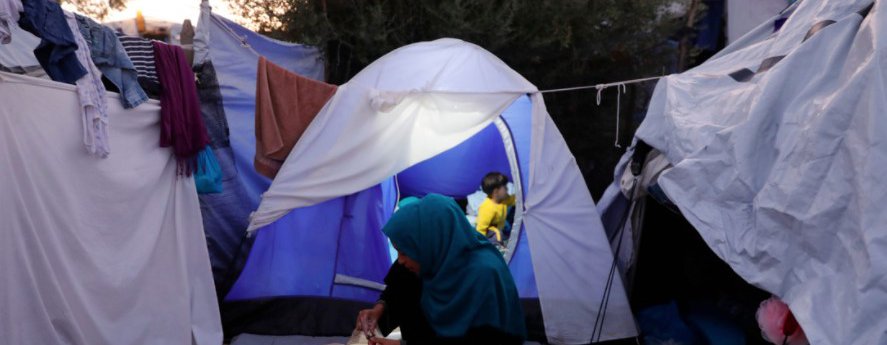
left=382, top=194, right=526, bottom=339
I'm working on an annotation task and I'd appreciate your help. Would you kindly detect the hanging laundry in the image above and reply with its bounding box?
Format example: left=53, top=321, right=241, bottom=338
left=64, top=11, right=110, bottom=158
left=17, top=0, right=86, bottom=84
left=116, top=33, right=161, bottom=98
left=152, top=41, right=209, bottom=176
left=75, top=14, right=148, bottom=109
left=255, top=56, right=337, bottom=179
left=194, top=146, right=223, bottom=194
left=0, top=0, right=22, bottom=44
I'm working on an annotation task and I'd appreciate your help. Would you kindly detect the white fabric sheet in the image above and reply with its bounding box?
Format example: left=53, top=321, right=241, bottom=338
left=247, top=38, right=636, bottom=344
left=0, top=72, right=222, bottom=345
left=636, top=1, right=887, bottom=343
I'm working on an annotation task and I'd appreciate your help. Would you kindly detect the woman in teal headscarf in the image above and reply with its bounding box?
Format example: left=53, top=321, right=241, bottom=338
left=359, top=194, right=526, bottom=345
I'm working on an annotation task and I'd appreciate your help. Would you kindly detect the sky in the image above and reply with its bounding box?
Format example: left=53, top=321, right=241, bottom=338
left=66, top=0, right=246, bottom=26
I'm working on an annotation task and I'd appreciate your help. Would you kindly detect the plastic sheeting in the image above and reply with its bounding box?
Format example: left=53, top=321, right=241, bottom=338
left=635, top=1, right=887, bottom=343
left=0, top=71, right=222, bottom=345
left=247, top=38, right=635, bottom=344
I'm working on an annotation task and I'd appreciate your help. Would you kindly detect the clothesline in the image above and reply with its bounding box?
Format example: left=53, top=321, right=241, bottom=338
left=537, top=75, right=668, bottom=149
left=537, top=75, right=667, bottom=94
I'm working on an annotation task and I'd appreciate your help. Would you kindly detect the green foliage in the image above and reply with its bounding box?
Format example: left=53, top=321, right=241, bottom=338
left=230, top=0, right=696, bottom=196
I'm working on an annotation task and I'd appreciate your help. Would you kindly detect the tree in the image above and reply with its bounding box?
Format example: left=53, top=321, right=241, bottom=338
left=230, top=0, right=698, bottom=197
left=61, top=0, right=127, bottom=21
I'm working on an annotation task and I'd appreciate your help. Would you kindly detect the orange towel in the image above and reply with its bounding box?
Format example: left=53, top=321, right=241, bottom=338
left=255, top=57, right=337, bottom=179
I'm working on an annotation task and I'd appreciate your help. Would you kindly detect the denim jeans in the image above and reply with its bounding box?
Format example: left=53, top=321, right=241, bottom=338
left=18, top=0, right=86, bottom=84
left=75, top=14, right=147, bottom=109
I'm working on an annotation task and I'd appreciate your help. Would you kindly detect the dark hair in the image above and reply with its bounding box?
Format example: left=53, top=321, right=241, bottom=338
left=481, top=172, right=508, bottom=196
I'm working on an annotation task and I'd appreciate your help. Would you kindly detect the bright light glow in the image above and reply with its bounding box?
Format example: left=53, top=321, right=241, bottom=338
left=101, top=0, right=246, bottom=25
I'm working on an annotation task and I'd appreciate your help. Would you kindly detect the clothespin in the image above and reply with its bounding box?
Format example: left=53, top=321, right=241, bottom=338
left=614, top=83, right=627, bottom=148
left=594, top=83, right=628, bottom=148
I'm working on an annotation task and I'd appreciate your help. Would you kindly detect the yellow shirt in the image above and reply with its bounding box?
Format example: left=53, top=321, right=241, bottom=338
left=476, top=195, right=515, bottom=241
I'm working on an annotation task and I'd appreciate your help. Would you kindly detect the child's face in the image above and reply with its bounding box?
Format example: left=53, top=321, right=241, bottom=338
left=493, top=186, right=508, bottom=202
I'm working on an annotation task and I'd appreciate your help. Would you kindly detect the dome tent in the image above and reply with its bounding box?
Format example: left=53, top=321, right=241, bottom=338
left=236, top=38, right=637, bottom=344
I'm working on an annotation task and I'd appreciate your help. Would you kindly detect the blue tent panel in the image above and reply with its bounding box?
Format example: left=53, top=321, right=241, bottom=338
left=499, top=96, right=538, bottom=298
left=331, top=178, right=398, bottom=301
left=226, top=179, right=396, bottom=302
left=225, top=198, right=345, bottom=300
left=397, top=123, right=512, bottom=198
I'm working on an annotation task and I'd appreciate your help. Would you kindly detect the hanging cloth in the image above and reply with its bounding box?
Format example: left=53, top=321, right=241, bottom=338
left=195, top=146, right=222, bottom=194
left=117, top=33, right=161, bottom=98
left=152, top=41, right=209, bottom=176
left=255, top=56, right=337, bottom=179
left=64, top=10, right=110, bottom=157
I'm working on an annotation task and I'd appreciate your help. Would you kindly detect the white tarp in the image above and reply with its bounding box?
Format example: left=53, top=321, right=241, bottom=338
left=636, top=1, right=886, bottom=344
left=0, top=72, right=222, bottom=345
left=247, top=38, right=636, bottom=344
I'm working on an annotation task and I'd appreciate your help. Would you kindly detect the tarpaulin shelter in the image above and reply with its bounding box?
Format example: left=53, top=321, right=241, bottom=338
left=602, top=0, right=887, bottom=344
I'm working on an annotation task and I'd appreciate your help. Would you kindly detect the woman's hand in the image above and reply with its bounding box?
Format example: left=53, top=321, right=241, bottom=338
left=356, top=303, right=385, bottom=337
left=368, top=337, right=400, bottom=345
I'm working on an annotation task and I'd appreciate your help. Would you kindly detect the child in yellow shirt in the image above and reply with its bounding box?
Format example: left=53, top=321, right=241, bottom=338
left=476, top=172, right=515, bottom=247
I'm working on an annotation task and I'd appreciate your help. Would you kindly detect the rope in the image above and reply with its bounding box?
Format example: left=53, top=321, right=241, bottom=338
left=614, top=83, right=627, bottom=148
left=539, top=75, right=666, bottom=149
left=537, top=75, right=666, bottom=94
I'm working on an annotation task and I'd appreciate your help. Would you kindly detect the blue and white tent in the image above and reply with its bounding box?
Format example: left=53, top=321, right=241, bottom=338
left=194, top=3, right=636, bottom=344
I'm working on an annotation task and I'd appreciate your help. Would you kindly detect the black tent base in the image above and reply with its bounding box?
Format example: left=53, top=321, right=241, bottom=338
left=222, top=297, right=548, bottom=343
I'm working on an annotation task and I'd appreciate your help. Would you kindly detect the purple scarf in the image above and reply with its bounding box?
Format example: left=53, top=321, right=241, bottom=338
left=152, top=41, right=209, bottom=176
